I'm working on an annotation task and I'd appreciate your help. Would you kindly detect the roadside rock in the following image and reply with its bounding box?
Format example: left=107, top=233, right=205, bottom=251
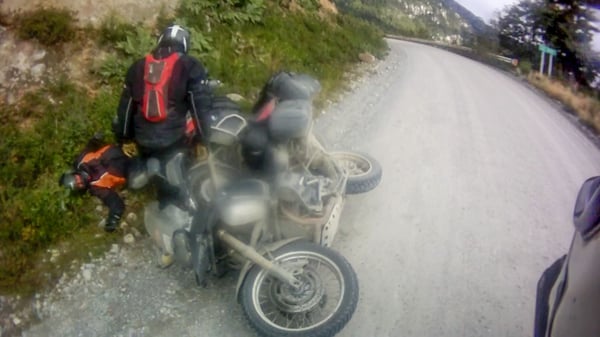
left=82, top=269, right=92, bottom=282
left=359, top=52, right=376, bottom=63
left=30, top=64, right=46, bottom=80
left=226, top=93, right=245, bottom=102
left=126, top=212, right=137, bottom=223
left=123, top=234, right=135, bottom=245
left=109, top=244, right=119, bottom=255
left=31, top=50, right=46, bottom=62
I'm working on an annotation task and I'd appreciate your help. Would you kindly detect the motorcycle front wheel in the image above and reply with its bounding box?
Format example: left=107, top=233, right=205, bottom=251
left=329, top=151, right=382, bottom=194
left=240, top=241, right=359, bottom=337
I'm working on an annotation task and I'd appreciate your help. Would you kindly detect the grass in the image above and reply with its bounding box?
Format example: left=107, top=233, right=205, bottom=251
left=528, top=72, right=600, bottom=132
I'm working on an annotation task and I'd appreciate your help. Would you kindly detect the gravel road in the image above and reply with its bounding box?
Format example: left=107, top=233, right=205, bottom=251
left=20, top=39, right=600, bottom=337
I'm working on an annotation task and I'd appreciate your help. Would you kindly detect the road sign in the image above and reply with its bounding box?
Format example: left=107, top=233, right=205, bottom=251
left=538, top=44, right=557, bottom=57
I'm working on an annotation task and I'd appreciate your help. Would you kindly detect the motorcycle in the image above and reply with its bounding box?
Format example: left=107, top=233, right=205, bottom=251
left=140, top=72, right=382, bottom=337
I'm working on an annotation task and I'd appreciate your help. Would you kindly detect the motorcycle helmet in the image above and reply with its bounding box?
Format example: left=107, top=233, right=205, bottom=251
left=59, top=170, right=90, bottom=192
left=157, top=24, right=191, bottom=54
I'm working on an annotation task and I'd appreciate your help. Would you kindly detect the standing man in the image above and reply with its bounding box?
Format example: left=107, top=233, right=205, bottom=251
left=112, top=24, right=213, bottom=210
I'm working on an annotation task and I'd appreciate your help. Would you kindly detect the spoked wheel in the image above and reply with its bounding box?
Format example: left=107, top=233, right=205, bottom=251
left=329, top=151, right=382, bottom=194
left=240, top=241, right=358, bottom=337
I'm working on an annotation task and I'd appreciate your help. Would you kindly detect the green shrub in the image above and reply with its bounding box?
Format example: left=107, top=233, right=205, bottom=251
left=0, top=10, right=10, bottom=26
left=95, top=25, right=156, bottom=84
left=519, top=60, right=533, bottom=75
left=178, top=0, right=266, bottom=26
left=14, top=6, right=77, bottom=46
left=155, top=4, right=176, bottom=32
left=184, top=8, right=385, bottom=99
left=97, top=13, right=137, bottom=47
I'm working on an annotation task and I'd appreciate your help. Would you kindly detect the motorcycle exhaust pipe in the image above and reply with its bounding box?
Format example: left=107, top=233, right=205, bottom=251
left=217, top=230, right=302, bottom=289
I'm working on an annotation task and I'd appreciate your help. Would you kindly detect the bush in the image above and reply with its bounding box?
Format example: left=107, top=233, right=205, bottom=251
left=14, top=6, right=77, bottom=46
left=97, top=13, right=137, bottom=47
left=94, top=24, right=156, bottom=84
left=519, top=60, right=533, bottom=75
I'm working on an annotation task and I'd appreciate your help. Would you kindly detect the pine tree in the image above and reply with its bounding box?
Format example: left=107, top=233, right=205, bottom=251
left=496, top=0, right=598, bottom=84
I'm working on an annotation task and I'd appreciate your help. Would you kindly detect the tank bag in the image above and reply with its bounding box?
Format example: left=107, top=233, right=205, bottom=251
left=142, top=53, right=180, bottom=122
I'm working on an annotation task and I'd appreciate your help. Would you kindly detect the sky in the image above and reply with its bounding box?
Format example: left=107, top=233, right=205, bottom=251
left=455, top=0, right=515, bottom=22
left=456, top=0, right=600, bottom=52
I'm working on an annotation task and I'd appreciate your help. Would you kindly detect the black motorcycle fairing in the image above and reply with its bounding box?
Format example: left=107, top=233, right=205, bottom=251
left=573, top=176, right=600, bottom=240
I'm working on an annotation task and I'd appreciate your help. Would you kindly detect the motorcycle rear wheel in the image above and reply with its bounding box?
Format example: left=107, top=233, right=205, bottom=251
left=240, top=241, right=358, bottom=337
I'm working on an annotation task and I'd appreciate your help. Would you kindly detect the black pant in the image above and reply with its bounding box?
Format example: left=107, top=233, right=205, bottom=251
left=139, top=138, right=193, bottom=210
left=89, top=187, right=125, bottom=218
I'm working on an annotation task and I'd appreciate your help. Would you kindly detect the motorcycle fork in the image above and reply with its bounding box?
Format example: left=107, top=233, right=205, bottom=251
left=217, top=229, right=302, bottom=290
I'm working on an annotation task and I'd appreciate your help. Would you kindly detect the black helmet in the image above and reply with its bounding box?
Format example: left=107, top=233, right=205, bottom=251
left=59, top=170, right=90, bottom=192
left=157, top=24, right=191, bottom=54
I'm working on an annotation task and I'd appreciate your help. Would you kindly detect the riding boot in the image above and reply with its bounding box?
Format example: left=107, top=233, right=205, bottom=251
left=105, top=213, right=121, bottom=232
left=193, top=234, right=210, bottom=287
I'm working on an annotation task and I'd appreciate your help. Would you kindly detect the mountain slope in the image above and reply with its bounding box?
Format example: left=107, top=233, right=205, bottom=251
left=335, top=0, right=492, bottom=45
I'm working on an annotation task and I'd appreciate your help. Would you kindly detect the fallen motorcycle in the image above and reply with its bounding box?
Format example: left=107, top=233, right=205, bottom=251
left=140, top=72, right=382, bottom=337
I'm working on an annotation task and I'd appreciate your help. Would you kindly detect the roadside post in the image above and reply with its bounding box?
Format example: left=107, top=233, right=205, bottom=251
left=538, top=44, right=557, bottom=77
left=539, top=48, right=545, bottom=74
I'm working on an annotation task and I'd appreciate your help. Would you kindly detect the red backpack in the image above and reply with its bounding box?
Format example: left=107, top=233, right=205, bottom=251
left=141, top=53, right=180, bottom=122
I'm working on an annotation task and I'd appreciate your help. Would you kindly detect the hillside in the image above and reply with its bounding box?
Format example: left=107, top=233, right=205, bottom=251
left=335, top=0, right=493, bottom=46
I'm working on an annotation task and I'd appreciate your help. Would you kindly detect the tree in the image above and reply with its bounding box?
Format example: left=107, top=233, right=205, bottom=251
left=496, top=0, right=598, bottom=85
left=538, top=0, right=598, bottom=83
left=495, top=0, right=545, bottom=60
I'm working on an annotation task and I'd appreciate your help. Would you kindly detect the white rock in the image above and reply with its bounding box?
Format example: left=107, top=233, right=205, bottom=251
left=123, top=234, right=135, bottom=244
left=30, top=64, right=46, bottom=79
left=110, top=244, right=119, bottom=255
left=12, top=316, right=21, bottom=325
left=31, top=50, right=46, bottom=62
left=96, top=205, right=104, bottom=212
left=126, top=212, right=137, bottom=223
left=226, top=93, right=245, bottom=102
left=119, top=221, right=128, bottom=229
left=82, top=269, right=92, bottom=281
left=5, top=91, right=16, bottom=105
left=97, top=218, right=107, bottom=228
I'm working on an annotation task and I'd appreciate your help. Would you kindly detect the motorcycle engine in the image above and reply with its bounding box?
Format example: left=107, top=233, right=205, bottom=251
left=277, top=171, right=326, bottom=213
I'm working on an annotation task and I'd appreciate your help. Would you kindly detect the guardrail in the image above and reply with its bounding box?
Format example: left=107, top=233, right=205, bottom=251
left=385, top=34, right=516, bottom=65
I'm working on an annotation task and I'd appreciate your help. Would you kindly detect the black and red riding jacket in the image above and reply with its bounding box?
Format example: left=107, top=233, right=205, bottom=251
left=113, top=48, right=213, bottom=152
left=74, top=143, right=129, bottom=218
